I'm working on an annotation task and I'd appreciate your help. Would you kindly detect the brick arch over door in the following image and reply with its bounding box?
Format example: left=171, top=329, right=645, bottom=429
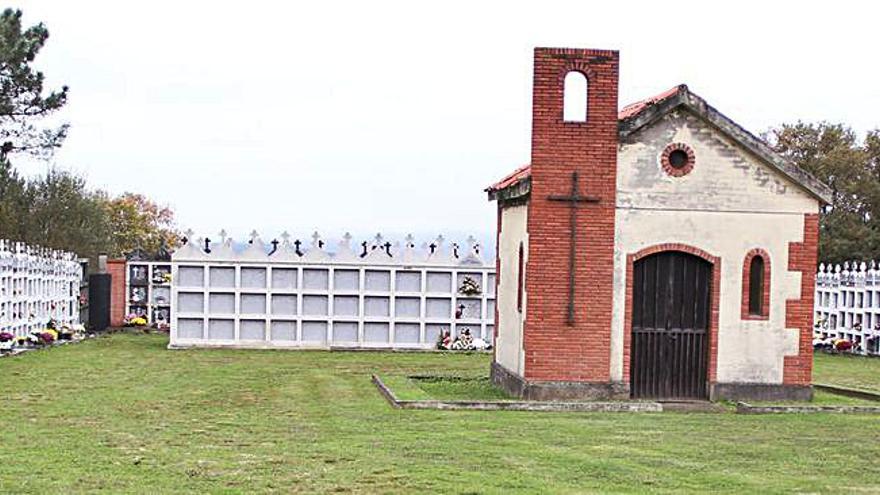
left=622, top=243, right=721, bottom=386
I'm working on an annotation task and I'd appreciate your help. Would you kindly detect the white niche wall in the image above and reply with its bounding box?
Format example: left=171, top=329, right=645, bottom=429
left=171, top=263, right=496, bottom=349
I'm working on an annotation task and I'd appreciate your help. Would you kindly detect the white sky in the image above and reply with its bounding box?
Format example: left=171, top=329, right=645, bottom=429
left=10, top=0, right=880, bottom=247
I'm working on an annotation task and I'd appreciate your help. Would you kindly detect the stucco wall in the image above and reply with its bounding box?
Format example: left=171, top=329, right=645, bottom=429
left=611, top=110, right=819, bottom=384
left=496, top=204, right=528, bottom=376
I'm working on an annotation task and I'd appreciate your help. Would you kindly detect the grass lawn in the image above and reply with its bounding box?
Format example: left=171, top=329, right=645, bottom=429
left=813, top=352, right=880, bottom=393
left=1, top=333, right=879, bottom=493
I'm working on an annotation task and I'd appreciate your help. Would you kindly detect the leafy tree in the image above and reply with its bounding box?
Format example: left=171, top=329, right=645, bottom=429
left=0, top=8, right=69, bottom=160
left=0, top=158, right=30, bottom=239
left=105, top=193, right=180, bottom=257
left=767, top=123, right=880, bottom=264
left=25, top=167, right=113, bottom=262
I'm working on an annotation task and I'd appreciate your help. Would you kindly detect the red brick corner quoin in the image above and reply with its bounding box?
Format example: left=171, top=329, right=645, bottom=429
left=622, top=243, right=721, bottom=385
left=783, top=214, right=819, bottom=386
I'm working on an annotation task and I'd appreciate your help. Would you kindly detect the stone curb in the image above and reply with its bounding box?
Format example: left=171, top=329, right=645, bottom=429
left=735, top=401, right=880, bottom=414
left=813, top=383, right=880, bottom=402
left=371, top=374, right=662, bottom=413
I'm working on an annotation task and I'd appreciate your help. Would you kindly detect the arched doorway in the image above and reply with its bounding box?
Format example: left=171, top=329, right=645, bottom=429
left=630, top=251, right=711, bottom=399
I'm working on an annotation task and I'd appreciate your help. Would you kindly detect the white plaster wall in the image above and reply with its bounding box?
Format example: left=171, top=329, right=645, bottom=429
left=617, top=111, right=817, bottom=214
left=610, top=110, right=819, bottom=384
left=495, top=204, right=528, bottom=376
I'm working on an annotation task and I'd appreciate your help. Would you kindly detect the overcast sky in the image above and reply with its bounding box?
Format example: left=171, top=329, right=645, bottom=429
left=11, top=0, right=880, bottom=247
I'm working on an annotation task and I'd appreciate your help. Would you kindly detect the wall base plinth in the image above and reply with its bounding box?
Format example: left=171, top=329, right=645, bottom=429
left=491, top=362, right=629, bottom=401
left=710, top=382, right=813, bottom=402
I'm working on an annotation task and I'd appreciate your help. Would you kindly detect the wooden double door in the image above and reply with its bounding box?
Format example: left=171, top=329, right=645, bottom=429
left=630, top=251, right=711, bottom=400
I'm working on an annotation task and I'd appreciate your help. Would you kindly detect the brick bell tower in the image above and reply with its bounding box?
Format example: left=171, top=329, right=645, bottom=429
left=493, top=47, right=622, bottom=399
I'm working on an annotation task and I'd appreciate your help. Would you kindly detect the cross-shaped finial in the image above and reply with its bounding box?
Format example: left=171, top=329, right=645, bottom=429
left=342, top=232, right=352, bottom=246
left=249, top=230, right=259, bottom=244
left=218, top=229, right=227, bottom=242
left=280, top=231, right=291, bottom=244
left=404, top=233, right=415, bottom=248
left=184, top=228, right=194, bottom=239
left=374, top=233, right=384, bottom=247
left=311, top=231, right=321, bottom=248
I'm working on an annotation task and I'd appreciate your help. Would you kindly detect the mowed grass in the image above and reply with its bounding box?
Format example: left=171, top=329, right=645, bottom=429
left=0, top=334, right=877, bottom=493
left=813, top=352, right=880, bottom=393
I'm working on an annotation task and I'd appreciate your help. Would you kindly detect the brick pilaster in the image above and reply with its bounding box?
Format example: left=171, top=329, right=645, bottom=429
left=107, top=259, right=127, bottom=327
left=524, top=48, right=619, bottom=382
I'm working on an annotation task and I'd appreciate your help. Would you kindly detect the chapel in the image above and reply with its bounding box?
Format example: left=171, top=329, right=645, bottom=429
left=487, top=47, right=831, bottom=401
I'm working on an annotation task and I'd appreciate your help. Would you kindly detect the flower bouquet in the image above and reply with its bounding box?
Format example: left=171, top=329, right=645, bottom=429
left=0, top=332, right=14, bottom=352
left=42, top=329, right=58, bottom=344
left=436, top=329, right=452, bottom=350
left=70, top=323, right=86, bottom=339
left=152, top=269, right=172, bottom=284
left=833, top=339, right=853, bottom=352
left=124, top=313, right=148, bottom=327
left=458, top=276, right=482, bottom=296
left=57, top=324, right=74, bottom=340
left=27, top=329, right=53, bottom=346
left=451, top=328, right=475, bottom=350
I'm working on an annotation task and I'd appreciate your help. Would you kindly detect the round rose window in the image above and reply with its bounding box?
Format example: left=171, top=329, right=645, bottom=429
left=661, top=143, right=695, bottom=177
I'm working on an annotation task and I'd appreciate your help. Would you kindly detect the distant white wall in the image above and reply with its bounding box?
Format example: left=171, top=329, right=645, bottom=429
left=611, top=110, right=818, bottom=384
left=170, top=234, right=495, bottom=350
left=495, top=205, right=528, bottom=376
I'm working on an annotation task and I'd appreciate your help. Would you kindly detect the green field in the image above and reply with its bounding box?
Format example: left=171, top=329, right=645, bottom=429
left=1, top=333, right=879, bottom=493
left=813, top=352, right=880, bottom=393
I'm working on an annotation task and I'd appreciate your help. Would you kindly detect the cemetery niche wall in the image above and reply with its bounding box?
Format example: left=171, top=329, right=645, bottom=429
left=814, top=262, right=880, bottom=356
left=0, top=239, right=83, bottom=338
left=123, top=246, right=172, bottom=330
left=169, top=231, right=496, bottom=350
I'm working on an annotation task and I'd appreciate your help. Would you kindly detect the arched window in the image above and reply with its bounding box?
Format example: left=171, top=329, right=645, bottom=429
left=517, top=242, right=525, bottom=312
left=748, top=256, right=764, bottom=315
left=563, top=71, right=588, bottom=122
left=742, top=249, right=770, bottom=319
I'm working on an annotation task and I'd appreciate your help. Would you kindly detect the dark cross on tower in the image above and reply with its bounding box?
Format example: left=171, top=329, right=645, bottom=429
left=547, top=171, right=600, bottom=326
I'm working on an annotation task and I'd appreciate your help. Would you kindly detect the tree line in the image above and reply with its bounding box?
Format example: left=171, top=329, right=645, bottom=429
left=0, top=9, right=177, bottom=266
left=767, top=123, right=880, bottom=264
